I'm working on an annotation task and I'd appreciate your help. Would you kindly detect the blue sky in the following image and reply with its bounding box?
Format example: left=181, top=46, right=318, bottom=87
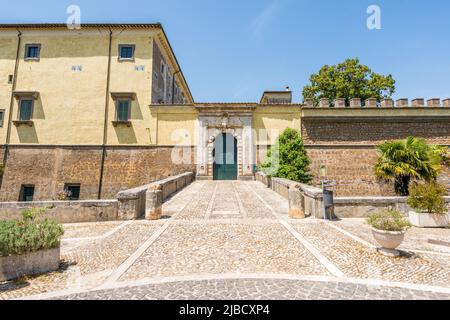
left=1, top=0, right=449, bottom=103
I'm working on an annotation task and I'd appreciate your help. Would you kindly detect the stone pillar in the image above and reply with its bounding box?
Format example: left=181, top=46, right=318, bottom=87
left=349, top=98, right=361, bottom=108
left=334, top=98, right=346, bottom=108
left=288, top=183, right=305, bottom=219
left=411, top=98, right=425, bottom=107
left=365, top=98, right=377, bottom=108
left=319, top=98, right=330, bottom=108
left=146, top=184, right=163, bottom=220
left=303, top=99, right=314, bottom=107
left=396, top=99, right=409, bottom=107
left=427, top=98, right=441, bottom=107
left=380, top=99, right=394, bottom=108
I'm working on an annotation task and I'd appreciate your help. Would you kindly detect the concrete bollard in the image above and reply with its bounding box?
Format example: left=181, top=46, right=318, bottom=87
left=146, top=184, right=163, bottom=220
left=288, top=183, right=306, bottom=219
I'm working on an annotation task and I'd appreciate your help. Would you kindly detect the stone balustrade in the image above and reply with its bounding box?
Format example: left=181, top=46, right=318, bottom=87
left=117, top=172, right=195, bottom=220
left=303, top=97, right=450, bottom=108
left=256, top=173, right=327, bottom=219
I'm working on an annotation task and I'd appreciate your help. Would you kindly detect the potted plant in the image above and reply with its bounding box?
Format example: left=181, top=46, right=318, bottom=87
left=0, top=207, right=64, bottom=282
left=367, top=210, right=411, bottom=256
left=407, top=182, right=449, bottom=228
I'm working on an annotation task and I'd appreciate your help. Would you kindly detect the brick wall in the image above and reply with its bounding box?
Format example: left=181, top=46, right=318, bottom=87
left=101, top=146, right=196, bottom=198
left=302, top=119, right=450, bottom=145
left=0, top=146, right=196, bottom=201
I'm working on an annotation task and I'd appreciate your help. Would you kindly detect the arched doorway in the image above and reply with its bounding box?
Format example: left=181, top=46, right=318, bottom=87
left=213, top=133, right=238, bottom=180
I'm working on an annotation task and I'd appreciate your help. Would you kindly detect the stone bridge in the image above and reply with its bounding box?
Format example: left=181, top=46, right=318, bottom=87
left=1, top=180, right=450, bottom=300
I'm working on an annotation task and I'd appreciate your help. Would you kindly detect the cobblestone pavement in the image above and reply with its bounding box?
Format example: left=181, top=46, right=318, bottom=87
left=58, top=278, right=450, bottom=300
left=1, top=181, right=449, bottom=300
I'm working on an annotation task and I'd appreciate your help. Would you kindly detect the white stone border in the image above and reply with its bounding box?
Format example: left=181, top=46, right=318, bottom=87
left=17, top=273, right=450, bottom=300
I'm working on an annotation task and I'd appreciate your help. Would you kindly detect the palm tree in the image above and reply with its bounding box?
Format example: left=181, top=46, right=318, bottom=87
left=375, top=137, right=442, bottom=196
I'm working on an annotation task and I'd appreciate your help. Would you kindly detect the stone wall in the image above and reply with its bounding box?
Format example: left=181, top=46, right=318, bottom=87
left=301, top=119, right=450, bottom=145
left=300, top=117, right=450, bottom=196
left=0, top=146, right=196, bottom=201
left=0, top=200, right=118, bottom=223
left=334, top=196, right=450, bottom=218
left=0, top=146, right=102, bottom=202
left=102, top=146, right=196, bottom=199
left=306, top=147, right=394, bottom=196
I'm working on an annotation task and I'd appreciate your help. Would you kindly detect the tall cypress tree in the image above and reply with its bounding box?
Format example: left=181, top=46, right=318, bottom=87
left=261, top=128, right=312, bottom=184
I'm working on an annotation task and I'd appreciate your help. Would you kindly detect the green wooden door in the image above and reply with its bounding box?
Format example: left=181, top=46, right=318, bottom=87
left=213, top=133, right=238, bottom=180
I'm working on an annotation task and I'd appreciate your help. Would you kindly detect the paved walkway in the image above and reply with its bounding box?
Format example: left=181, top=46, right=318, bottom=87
left=1, top=181, right=450, bottom=300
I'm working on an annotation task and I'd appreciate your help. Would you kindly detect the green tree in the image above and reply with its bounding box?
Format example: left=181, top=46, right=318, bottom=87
left=261, top=128, right=312, bottom=183
left=302, top=58, right=396, bottom=106
left=374, top=137, right=443, bottom=196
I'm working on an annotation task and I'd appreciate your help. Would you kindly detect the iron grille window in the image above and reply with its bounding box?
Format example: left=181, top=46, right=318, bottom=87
left=0, top=110, right=4, bottom=127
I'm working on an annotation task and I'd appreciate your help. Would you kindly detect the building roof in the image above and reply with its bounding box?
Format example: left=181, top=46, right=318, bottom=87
left=0, top=23, right=162, bottom=29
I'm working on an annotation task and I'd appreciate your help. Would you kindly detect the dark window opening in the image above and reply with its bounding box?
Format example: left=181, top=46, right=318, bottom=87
left=0, top=110, right=4, bottom=127
left=119, top=45, right=135, bottom=60
left=19, top=185, right=35, bottom=202
left=64, top=184, right=81, bottom=200
left=25, top=44, right=41, bottom=59
left=116, top=100, right=130, bottom=122
left=19, top=99, right=33, bottom=121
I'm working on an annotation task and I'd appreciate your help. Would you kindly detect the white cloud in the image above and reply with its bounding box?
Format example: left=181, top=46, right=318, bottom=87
left=250, top=1, right=280, bottom=36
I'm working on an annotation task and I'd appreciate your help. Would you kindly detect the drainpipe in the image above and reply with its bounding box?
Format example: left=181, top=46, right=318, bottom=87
left=98, top=28, right=113, bottom=199
left=1, top=30, right=22, bottom=187
left=171, top=70, right=180, bottom=104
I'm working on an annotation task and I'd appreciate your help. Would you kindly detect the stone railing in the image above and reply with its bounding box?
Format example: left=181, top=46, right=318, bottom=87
left=334, top=196, right=450, bottom=218
left=304, top=98, right=450, bottom=108
left=256, top=173, right=326, bottom=219
left=0, top=200, right=118, bottom=224
left=255, top=171, right=271, bottom=188
left=117, top=172, right=195, bottom=220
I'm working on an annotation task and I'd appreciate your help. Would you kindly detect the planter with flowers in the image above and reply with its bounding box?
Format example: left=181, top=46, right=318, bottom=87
left=367, top=210, right=411, bottom=257
left=407, top=183, right=450, bottom=228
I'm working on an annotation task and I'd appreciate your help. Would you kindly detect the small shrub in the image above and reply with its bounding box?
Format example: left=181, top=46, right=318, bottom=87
left=407, top=183, right=447, bottom=215
left=367, top=210, right=411, bottom=232
left=56, top=190, right=71, bottom=201
left=0, top=207, right=64, bottom=257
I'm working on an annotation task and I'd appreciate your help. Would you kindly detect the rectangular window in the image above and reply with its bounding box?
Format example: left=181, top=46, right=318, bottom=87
left=119, top=45, right=135, bottom=60
left=19, top=185, right=35, bottom=202
left=0, top=110, right=4, bottom=127
left=116, top=100, right=130, bottom=122
left=19, top=99, right=33, bottom=121
left=25, top=44, right=41, bottom=60
left=64, top=184, right=81, bottom=200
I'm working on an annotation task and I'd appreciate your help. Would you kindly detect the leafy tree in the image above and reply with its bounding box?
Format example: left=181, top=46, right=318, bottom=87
left=374, top=137, right=443, bottom=196
left=302, top=58, right=396, bottom=106
left=261, top=128, right=312, bottom=183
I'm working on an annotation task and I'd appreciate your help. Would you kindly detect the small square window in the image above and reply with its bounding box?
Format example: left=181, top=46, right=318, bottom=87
left=25, top=44, right=41, bottom=60
left=19, top=185, right=35, bottom=202
left=119, top=45, right=135, bottom=60
left=64, top=184, right=81, bottom=200
left=116, top=100, right=130, bottom=122
left=0, top=110, right=4, bottom=127
left=19, top=99, right=33, bottom=121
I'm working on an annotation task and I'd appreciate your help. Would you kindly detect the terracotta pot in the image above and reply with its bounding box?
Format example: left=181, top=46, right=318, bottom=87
left=371, top=228, right=405, bottom=250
